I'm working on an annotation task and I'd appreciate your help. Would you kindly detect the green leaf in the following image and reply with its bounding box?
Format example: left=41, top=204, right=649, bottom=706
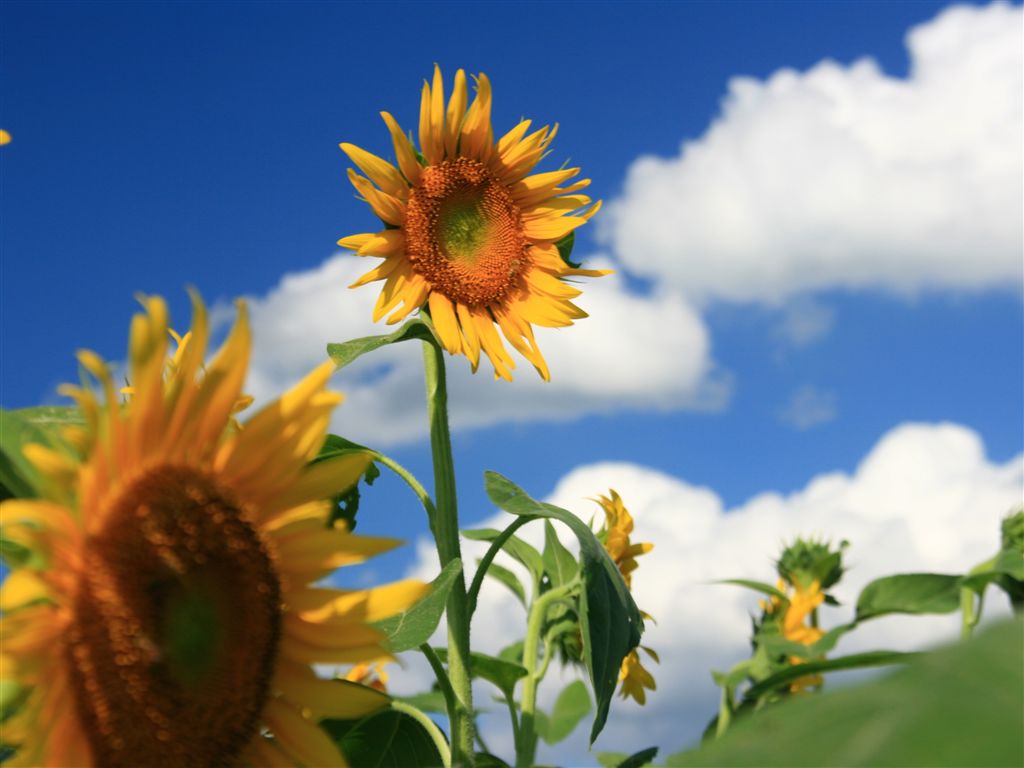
left=616, top=746, right=659, bottom=768
left=716, top=579, right=789, bottom=603
left=323, top=708, right=445, bottom=768
left=481, top=559, right=527, bottom=607
left=535, top=680, right=591, bottom=745
left=555, top=230, right=579, bottom=268
left=667, top=619, right=1024, bottom=767
left=596, top=754, right=629, bottom=768
left=433, top=648, right=527, bottom=697
left=856, top=573, right=963, bottom=620
left=1, top=406, right=88, bottom=500
left=395, top=691, right=449, bottom=714
left=757, top=634, right=820, bottom=660
left=497, top=640, right=525, bottom=664
left=315, top=433, right=374, bottom=462
left=484, top=471, right=643, bottom=744
left=373, top=559, right=462, bottom=652
left=743, top=651, right=919, bottom=701
left=543, top=519, right=579, bottom=587
left=327, top=318, right=434, bottom=370
left=463, top=527, right=544, bottom=585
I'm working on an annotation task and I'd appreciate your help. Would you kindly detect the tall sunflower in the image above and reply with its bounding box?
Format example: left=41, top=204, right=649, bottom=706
left=595, top=490, right=658, bottom=705
left=339, top=65, right=607, bottom=381
left=0, top=294, right=426, bottom=767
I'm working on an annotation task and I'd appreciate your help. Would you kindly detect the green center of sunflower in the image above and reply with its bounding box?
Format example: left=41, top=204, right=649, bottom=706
left=405, top=157, right=527, bottom=307
left=66, top=465, right=281, bottom=767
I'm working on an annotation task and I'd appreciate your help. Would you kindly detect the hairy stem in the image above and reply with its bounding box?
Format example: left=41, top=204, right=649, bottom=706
left=423, top=339, right=476, bottom=768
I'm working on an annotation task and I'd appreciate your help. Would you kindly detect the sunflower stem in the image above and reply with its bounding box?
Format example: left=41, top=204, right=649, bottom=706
left=422, top=338, right=476, bottom=768
left=516, top=582, right=577, bottom=768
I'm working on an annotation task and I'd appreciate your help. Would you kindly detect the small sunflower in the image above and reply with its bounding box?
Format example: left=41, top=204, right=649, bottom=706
left=0, top=294, right=427, bottom=767
left=339, top=65, right=607, bottom=381
left=762, top=578, right=826, bottom=692
left=595, top=490, right=657, bottom=705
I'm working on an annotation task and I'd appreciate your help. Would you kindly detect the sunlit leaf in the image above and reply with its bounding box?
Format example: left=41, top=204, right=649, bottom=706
left=327, top=318, right=434, bottom=370
left=374, top=559, right=462, bottom=652
left=856, top=573, right=962, bottom=620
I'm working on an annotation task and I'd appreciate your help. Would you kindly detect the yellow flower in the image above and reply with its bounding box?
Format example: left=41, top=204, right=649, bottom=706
left=339, top=65, right=607, bottom=381
left=763, top=579, right=826, bottom=692
left=595, top=490, right=657, bottom=704
left=596, top=489, right=653, bottom=588
left=0, top=129, right=11, bottom=145
left=345, top=661, right=389, bottom=693
left=0, top=294, right=427, bottom=767
left=618, top=646, right=659, bottom=705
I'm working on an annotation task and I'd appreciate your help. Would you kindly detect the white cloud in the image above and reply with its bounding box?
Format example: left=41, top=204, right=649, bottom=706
left=393, top=422, right=1023, bottom=764
left=226, top=253, right=727, bottom=446
left=779, top=384, right=838, bottom=429
left=604, top=2, right=1024, bottom=304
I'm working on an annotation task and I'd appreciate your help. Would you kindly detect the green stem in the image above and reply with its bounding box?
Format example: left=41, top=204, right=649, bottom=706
left=391, top=700, right=452, bottom=768
left=370, top=450, right=438, bottom=525
left=466, top=515, right=536, bottom=618
left=422, top=339, right=475, bottom=768
left=516, top=583, right=577, bottom=768
left=420, top=643, right=458, bottom=722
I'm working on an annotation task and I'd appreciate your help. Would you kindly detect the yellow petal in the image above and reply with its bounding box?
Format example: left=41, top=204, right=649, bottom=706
left=381, top=111, right=422, bottom=185
left=339, top=142, right=407, bottom=197
left=428, top=292, right=462, bottom=355
left=0, top=571, right=51, bottom=611
left=263, top=697, right=348, bottom=768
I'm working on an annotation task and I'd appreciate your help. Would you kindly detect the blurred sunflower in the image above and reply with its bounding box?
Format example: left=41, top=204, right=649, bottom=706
left=0, top=294, right=426, bottom=767
left=595, top=490, right=657, bottom=705
left=339, top=65, right=607, bottom=381
left=763, top=578, right=826, bottom=692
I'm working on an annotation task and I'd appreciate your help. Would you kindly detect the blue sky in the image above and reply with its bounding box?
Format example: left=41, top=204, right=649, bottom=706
left=2, top=1, right=1022, bottom=762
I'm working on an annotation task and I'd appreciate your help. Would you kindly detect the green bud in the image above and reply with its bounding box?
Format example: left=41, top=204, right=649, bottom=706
left=777, top=537, right=848, bottom=590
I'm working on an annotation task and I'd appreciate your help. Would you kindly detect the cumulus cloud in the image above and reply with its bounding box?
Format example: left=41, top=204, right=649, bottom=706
left=393, top=422, right=1023, bottom=764
left=225, top=253, right=727, bottom=446
left=779, top=384, right=838, bottom=429
left=604, top=2, right=1023, bottom=304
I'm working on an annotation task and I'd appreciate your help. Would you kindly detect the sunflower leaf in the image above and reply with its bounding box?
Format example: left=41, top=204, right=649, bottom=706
left=323, top=708, right=445, bottom=768
left=432, top=648, right=528, bottom=698
left=855, top=573, right=963, bottom=621
left=327, top=318, right=435, bottom=370
left=374, top=559, right=462, bottom=653
left=555, top=230, right=580, bottom=268
left=483, top=471, right=643, bottom=745
left=715, top=579, right=789, bottom=603
left=480, top=559, right=528, bottom=607
left=463, top=527, right=544, bottom=586
left=543, top=519, right=579, bottom=588
left=535, top=680, right=591, bottom=745
left=667, top=620, right=1023, bottom=767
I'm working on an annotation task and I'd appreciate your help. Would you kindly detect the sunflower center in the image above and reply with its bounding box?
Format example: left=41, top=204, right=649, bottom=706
left=66, top=465, right=281, bottom=767
left=405, top=157, right=527, bottom=307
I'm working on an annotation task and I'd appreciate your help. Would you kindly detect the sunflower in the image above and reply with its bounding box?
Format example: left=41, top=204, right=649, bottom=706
left=338, top=65, right=607, bottom=381
left=595, top=490, right=657, bottom=705
left=761, top=578, right=826, bottom=692
left=0, top=294, right=427, bottom=767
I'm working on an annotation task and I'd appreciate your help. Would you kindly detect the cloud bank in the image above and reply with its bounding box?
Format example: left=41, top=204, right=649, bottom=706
left=230, top=254, right=726, bottom=446
left=604, top=2, right=1023, bottom=304
left=393, top=422, right=1023, bottom=763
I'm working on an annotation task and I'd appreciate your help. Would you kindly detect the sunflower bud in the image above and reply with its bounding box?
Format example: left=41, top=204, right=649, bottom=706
left=776, top=537, right=847, bottom=590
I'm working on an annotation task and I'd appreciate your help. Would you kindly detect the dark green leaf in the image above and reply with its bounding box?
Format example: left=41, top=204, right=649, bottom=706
left=856, top=573, right=963, bottom=620
left=535, top=680, right=591, bottom=745
left=744, top=651, right=919, bottom=701
left=324, top=708, right=445, bottom=768
left=315, top=433, right=374, bottom=463
left=0, top=681, right=27, bottom=723
left=374, top=560, right=462, bottom=652
left=484, top=471, right=643, bottom=744
left=327, top=319, right=434, bottom=370
left=616, top=746, right=659, bottom=768
left=481, top=560, right=527, bottom=607
left=555, top=230, right=579, bottom=268
left=463, top=527, right=544, bottom=585
left=0, top=409, right=54, bottom=499
left=433, top=648, right=527, bottom=697
left=667, top=619, right=1024, bottom=767
left=543, top=519, right=579, bottom=587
